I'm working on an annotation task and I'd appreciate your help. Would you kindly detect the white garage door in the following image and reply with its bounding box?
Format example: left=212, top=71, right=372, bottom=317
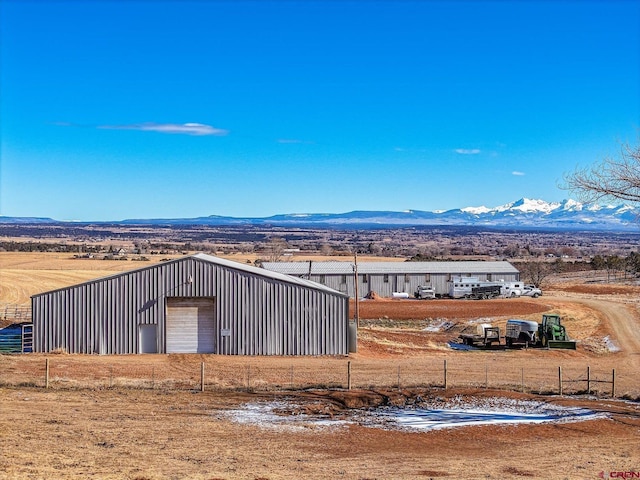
left=166, top=297, right=216, bottom=353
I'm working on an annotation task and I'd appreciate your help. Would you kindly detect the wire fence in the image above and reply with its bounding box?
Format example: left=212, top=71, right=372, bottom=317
left=1, top=356, right=633, bottom=399
left=0, top=304, right=32, bottom=324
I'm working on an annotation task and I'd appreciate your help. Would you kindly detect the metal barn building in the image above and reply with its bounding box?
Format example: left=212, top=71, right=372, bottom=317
left=32, top=254, right=350, bottom=355
left=261, top=261, right=520, bottom=298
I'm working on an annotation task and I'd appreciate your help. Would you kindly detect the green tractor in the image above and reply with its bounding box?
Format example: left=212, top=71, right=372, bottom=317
left=537, top=314, right=577, bottom=349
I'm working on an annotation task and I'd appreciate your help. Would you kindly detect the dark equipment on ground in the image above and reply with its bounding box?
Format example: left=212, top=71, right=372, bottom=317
left=414, top=285, right=436, bottom=299
left=459, top=323, right=501, bottom=347
left=537, top=314, right=576, bottom=349
left=470, top=284, right=502, bottom=300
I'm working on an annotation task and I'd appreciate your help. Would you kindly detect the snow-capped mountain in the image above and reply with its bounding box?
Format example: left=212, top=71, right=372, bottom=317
left=3, top=198, right=639, bottom=231
left=437, top=198, right=638, bottom=229
left=112, top=198, right=638, bottom=230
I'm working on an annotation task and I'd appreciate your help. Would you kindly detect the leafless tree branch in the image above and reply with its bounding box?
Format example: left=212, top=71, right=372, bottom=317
left=563, top=141, right=640, bottom=205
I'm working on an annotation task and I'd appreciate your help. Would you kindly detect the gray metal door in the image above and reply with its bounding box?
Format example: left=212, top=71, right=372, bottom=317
left=139, top=325, right=158, bottom=353
left=166, top=297, right=215, bottom=353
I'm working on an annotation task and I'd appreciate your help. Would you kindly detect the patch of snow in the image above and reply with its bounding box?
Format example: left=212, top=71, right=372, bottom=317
left=511, top=198, right=560, bottom=214
left=616, top=205, right=636, bottom=214
left=603, top=336, right=621, bottom=353
left=381, top=405, right=603, bottom=431
left=561, top=199, right=583, bottom=211
left=461, top=206, right=491, bottom=214
left=220, top=401, right=348, bottom=432
left=371, top=396, right=606, bottom=431
left=220, top=397, right=607, bottom=433
left=467, top=317, right=494, bottom=325
left=423, top=319, right=455, bottom=332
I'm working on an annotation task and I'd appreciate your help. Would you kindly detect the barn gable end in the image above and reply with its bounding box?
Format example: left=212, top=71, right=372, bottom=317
left=31, top=254, right=349, bottom=355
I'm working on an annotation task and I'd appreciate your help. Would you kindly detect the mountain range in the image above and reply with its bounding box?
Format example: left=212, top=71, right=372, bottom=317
left=1, top=198, right=638, bottom=231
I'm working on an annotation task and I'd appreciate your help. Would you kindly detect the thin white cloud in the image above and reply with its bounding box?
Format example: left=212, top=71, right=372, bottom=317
left=99, top=122, right=228, bottom=136
left=512, top=171, right=525, bottom=176
left=455, top=148, right=481, bottom=155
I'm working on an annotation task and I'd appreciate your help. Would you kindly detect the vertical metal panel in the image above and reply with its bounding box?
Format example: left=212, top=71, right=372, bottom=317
left=299, top=269, right=519, bottom=298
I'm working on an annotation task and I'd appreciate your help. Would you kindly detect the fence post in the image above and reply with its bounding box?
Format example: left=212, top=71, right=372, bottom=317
left=201, top=362, right=205, bottom=392
left=558, top=366, right=563, bottom=396
left=485, top=364, right=488, bottom=389
left=347, top=361, right=352, bottom=391
left=611, top=369, right=616, bottom=398
left=587, top=365, right=591, bottom=395
left=444, top=359, right=448, bottom=390
left=45, top=358, right=50, bottom=389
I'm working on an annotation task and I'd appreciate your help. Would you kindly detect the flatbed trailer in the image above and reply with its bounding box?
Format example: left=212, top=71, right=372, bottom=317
left=459, top=324, right=501, bottom=347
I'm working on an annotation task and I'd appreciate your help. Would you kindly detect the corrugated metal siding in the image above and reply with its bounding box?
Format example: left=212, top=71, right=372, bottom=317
left=32, top=256, right=349, bottom=355
left=263, top=260, right=520, bottom=275
left=300, top=270, right=519, bottom=297
left=263, top=261, right=520, bottom=298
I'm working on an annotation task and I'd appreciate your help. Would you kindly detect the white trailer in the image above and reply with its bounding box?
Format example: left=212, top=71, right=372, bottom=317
left=505, top=319, right=539, bottom=347
left=448, top=277, right=503, bottom=299
left=500, top=282, right=525, bottom=298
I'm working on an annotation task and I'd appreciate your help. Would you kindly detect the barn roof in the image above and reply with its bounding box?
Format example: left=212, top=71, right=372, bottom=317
left=32, top=253, right=348, bottom=298
left=261, top=260, right=519, bottom=275
left=192, top=253, right=347, bottom=295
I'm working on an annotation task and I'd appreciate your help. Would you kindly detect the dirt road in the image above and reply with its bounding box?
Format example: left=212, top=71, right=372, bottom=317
left=547, top=295, right=640, bottom=368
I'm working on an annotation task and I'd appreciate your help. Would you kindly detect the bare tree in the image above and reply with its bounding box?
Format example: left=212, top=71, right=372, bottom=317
left=264, top=237, right=288, bottom=262
left=320, top=243, right=333, bottom=256
left=517, top=260, right=555, bottom=287
left=564, top=141, right=640, bottom=204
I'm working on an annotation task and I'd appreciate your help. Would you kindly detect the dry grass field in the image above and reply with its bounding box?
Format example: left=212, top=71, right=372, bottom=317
left=0, top=252, right=400, bottom=307
left=1, top=252, right=640, bottom=479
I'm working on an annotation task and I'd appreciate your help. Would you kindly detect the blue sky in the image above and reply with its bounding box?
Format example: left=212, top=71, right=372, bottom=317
left=1, top=0, right=639, bottom=221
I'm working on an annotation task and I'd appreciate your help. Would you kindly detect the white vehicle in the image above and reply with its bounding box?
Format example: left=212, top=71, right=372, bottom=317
left=505, top=319, right=539, bottom=347
left=500, top=282, right=525, bottom=298
left=414, top=285, right=436, bottom=299
left=448, top=277, right=502, bottom=299
left=521, top=285, right=542, bottom=298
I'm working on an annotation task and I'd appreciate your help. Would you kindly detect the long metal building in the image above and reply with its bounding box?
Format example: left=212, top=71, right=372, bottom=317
left=261, top=260, right=520, bottom=298
left=32, top=254, right=350, bottom=355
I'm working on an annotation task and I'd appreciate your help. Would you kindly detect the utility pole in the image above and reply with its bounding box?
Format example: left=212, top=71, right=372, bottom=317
left=354, top=252, right=360, bottom=328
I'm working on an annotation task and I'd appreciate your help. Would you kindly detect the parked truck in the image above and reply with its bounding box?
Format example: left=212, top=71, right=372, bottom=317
left=414, top=285, right=436, bottom=299
left=521, top=285, right=542, bottom=298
